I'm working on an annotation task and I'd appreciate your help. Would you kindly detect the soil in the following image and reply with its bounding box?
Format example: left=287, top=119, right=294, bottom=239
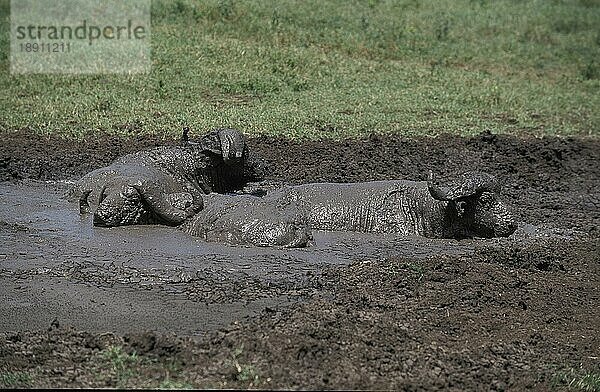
left=0, top=129, right=598, bottom=390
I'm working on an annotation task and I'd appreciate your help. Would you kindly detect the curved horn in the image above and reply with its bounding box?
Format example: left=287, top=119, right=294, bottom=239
left=218, top=128, right=245, bottom=161
left=458, top=171, right=500, bottom=197
left=199, top=129, right=224, bottom=155
left=427, top=170, right=452, bottom=201
left=429, top=171, right=500, bottom=201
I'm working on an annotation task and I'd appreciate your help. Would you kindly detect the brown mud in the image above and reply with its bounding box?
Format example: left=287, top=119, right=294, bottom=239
left=0, top=129, right=599, bottom=390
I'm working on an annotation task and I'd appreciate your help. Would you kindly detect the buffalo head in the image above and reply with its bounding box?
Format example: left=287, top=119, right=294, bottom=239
left=428, top=171, right=517, bottom=238
left=92, top=184, right=150, bottom=227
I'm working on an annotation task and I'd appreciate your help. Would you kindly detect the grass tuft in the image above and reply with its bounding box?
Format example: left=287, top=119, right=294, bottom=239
left=229, top=344, right=261, bottom=386
left=552, top=368, right=600, bottom=392
left=101, top=345, right=140, bottom=388
left=0, top=371, right=32, bottom=387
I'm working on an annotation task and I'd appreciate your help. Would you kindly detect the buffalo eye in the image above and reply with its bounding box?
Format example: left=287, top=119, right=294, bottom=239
left=477, top=192, right=495, bottom=206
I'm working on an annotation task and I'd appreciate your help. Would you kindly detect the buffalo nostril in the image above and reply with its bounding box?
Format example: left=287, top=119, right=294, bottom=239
left=93, top=213, right=107, bottom=227
left=93, top=212, right=116, bottom=227
left=121, top=186, right=139, bottom=199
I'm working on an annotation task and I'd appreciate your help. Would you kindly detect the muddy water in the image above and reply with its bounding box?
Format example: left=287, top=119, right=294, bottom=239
left=0, top=180, right=551, bottom=336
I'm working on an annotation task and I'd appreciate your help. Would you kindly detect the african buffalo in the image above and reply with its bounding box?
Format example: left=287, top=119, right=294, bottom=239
left=181, top=188, right=312, bottom=248
left=67, top=128, right=265, bottom=227
left=248, top=171, right=517, bottom=239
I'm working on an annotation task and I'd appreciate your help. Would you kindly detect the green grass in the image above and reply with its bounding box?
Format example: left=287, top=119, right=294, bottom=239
left=229, top=344, right=261, bottom=386
left=553, top=368, right=600, bottom=392
left=98, top=346, right=197, bottom=389
left=572, top=373, right=600, bottom=392
left=380, top=260, right=426, bottom=282
left=101, top=345, right=141, bottom=388
left=0, top=371, right=33, bottom=387
left=0, top=0, right=599, bottom=139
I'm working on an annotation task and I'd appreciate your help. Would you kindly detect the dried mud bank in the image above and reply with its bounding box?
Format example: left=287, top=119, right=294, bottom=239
left=0, top=130, right=598, bottom=390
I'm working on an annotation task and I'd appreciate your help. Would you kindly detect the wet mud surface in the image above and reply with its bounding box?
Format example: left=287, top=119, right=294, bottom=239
left=0, top=180, right=475, bottom=334
left=0, top=129, right=599, bottom=389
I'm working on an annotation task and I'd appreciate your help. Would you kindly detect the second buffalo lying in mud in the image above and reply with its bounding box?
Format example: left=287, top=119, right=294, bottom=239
left=180, top=171, right=517, bottom=246
left=181, top=189, right=312, bottom=248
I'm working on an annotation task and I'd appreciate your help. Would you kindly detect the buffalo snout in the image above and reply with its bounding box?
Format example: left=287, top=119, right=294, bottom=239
left=468, top=192, right=518, bottom=238
left=93, top=185, right=146, bottom=227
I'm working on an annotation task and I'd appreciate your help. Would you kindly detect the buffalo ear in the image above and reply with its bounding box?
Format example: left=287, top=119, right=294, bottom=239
left=428, top=171, right=500, bottom=201
left=181, top=127, right=190, bottom=145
